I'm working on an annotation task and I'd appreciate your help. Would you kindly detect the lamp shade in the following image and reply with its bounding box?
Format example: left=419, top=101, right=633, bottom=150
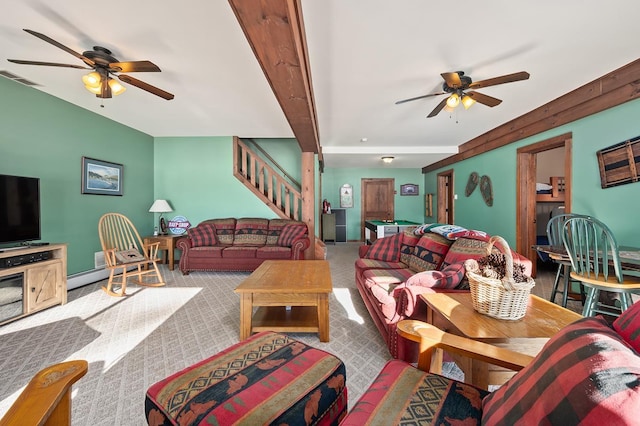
left=149, top=199, right=173, bottom=213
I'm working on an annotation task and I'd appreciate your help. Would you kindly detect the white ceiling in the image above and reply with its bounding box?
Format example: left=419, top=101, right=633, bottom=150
left=3, top=1, right=639, bottom=168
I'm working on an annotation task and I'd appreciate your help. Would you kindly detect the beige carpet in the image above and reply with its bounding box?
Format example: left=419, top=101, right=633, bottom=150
left=0, top=242, right=568, bottom=425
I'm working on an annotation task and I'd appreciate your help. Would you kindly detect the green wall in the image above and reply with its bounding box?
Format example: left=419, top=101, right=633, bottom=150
left=423, top=98, right=640, bottom=247
left=321, top=168, right=425, bottom=241
left=153, top=137, right=302, bottom=228
left=0, top=78, right=154, bottom=274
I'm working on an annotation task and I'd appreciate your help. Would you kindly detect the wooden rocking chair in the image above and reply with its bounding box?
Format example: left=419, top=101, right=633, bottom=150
left=98, top=213, right=165, bottom=297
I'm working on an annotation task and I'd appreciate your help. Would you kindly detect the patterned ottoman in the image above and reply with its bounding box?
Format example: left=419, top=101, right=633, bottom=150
left=341, top=360, right=488, bottom=425
left=145, top=332, right=347, bottom=425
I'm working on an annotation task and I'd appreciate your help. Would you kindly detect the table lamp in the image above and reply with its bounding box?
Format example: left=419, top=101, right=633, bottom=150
left=149, top=199, right=173, bottom=235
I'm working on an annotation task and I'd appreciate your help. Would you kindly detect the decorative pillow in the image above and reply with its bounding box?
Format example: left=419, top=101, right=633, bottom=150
left=407, top=233, right=454, bottom=272
left=413, top=223, right=443, bottom=236
left=482, top=316, right=640, bottom=425
left=405, top=263, right=466, bottom=289
left=188, top=223, right=217, bottom=247
left=277, top=224, right=307, bottom=247
left=613, top=299, right=640, bottom=352
left=364, top=233, right=403, bottom=262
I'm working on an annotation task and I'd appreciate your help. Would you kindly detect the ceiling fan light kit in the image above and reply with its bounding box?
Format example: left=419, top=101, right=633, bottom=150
left=395, top=70, right=529, bottom=118
left=7, top=29, right=174, bottom=101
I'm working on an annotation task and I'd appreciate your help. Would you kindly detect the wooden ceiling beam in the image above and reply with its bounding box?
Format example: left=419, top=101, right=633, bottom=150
left=229, top=0, right=320, bottom=154
left=423, top=58, right=640, bottom=173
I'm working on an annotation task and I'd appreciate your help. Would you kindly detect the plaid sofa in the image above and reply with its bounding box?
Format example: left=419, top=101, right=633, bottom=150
left=177, top=218, right=310, bottom=274
left=355, top=227, right=532, bottom=361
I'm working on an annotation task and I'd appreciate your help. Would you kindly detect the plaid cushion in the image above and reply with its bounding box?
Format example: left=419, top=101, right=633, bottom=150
left=482, top=316, right=640, bottom=425
left=405, top=263, right=466, bottom=289
left=266, top=219, right=297, bottom=245
left=364, top=233, right=403, bottom=262
left=613, top=299, right=640, bottom=352
left=188, top=223, right=217, bottom=247
left=277, top=224, right=308, bottom=247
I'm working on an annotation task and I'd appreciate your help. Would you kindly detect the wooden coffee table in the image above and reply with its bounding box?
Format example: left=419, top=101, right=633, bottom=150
left=420, top=292, right=582, bottom=389
left=234, top=260, right=332, bottom=342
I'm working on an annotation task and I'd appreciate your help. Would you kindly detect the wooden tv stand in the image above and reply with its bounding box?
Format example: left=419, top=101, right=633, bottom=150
left=0, top=243, right=67, bottom=326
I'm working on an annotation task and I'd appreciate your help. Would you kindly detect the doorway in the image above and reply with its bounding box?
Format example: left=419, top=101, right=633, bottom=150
left=361, top=178, right=394, bottom=240
left=516, top=133, right=572, bottom=276
left=437, top=169, right=454, bottom=224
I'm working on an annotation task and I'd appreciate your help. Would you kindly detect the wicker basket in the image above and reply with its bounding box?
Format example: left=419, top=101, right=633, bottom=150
left=466, top=236, right=535, bottom=320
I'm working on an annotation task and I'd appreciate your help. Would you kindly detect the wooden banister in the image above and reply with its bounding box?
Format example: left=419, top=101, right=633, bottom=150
left=233, top=137, right=303, bottom=221
left=0, top=360, right=88, bottom=426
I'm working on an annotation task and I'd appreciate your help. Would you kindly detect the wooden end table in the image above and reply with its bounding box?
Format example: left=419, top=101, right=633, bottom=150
left=143, top=234, right=180, bottom=271
left=421, top=292, right=582, bottom=389
left=234, top=260, right=332, bottom=342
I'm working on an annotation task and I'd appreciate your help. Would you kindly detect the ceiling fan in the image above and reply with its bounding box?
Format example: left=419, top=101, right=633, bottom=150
left=395, top=70, right=529, bottom=117
left=7, top=29, right=174, bottom=100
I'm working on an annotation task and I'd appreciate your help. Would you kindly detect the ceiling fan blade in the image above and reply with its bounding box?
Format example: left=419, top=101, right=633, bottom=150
left=468, top=71, right=530, bottom=89
left=22, top=29, right=95, bottom=67
left=8, top=59, right=90, bottom=69
left=467, top=91, right=502, bottom=107
left=427, top=97, right=449, bottom=118
left=395, top=92, right=445, bottom=105
left=441, top=72, right=462, bottom=88
left=117, top=74, right=174, bottom=100
left=109, top=61, right=161, bottom=73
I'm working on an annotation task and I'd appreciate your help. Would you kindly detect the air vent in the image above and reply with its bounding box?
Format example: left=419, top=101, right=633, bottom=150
left=0, top=70, right=39, bottom=86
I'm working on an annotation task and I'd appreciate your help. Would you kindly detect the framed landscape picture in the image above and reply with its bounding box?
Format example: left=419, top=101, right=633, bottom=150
left=81, top=157, right=123, bottom=196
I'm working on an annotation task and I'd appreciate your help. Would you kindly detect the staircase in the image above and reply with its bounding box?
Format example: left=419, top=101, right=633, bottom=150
left=233, top=138, right=302, bottom=221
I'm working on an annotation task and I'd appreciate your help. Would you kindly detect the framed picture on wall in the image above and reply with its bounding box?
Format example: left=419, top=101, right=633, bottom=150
left=400, top=183, right=419, bottom=196
left=81, top=156, right=123, bottom=196
left=340, top=184, right=353, bottom=207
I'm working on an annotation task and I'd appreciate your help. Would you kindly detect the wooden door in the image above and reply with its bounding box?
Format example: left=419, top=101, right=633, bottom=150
left=437, top=170, right=455, bottom=224
left=361, top=178, right=395, bottom=240
left=516, top=133, right=572, bottom=277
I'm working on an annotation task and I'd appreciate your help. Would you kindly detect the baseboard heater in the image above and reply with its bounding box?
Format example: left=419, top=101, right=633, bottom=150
left=66, top=251, right=135, bottom=290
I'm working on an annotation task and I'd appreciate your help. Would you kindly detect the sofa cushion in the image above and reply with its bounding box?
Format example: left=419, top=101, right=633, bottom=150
left=189, top=245, right=225, bottom=258
left=206, top=218, right=236, bottom=245
left=613, top=299, right=640, bottom=352
left=482, top=316, right=640, bottom=425
left=399, top=229, right=420, bottom=266
left=405, top=263, right=466, bottom=289
left=277, top=223, right=308, bottom=247
left=364, top=233, right=403, bottom=262
left=188, top=223, right=217, bottom=247
left=256, top=246, right=292, bottom=259
left=406, top=233, right=453, bottom=272
left=355, top=258, right=406, bottom=271
left=362, top=268, right=414, bottom=289
left=221, top=246, right=257, bottom=258
left=234, top=218, right=269, bottom=246
left=266, top=219, right=296, bottom=245
left=441, top=237, right=494, bottom=268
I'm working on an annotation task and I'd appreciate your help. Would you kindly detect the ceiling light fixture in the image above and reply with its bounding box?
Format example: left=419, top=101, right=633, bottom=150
left=462, top=94, right=476, bottom=109
left=446, top=93, right=460, bottom=108
left=381, top=156, right=394, bottom=164
left=82, top=70, right=126, bottom=97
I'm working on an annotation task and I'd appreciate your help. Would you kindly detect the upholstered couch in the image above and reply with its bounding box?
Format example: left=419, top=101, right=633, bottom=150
left=176, top=218, right=310, bottom=274
left=355, top=224, right=532, bottom=360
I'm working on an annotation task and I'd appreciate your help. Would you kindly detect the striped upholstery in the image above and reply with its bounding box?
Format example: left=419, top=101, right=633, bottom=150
left=233, top=218, right=269, bottom=246
left=482, top=316, right=640, bottom=425
left=364, top=233, right=403, bottom=262
left=145, top=332, right=347, bottom=426
left=276, top=223, right=308, bottom=247
left=342, top=360, right=488, bottom=425
left=613, top=299, right=640, bottom=352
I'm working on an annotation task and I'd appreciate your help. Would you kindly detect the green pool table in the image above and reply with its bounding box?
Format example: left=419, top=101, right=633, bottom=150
left=365, top=219, right=421, bottom=244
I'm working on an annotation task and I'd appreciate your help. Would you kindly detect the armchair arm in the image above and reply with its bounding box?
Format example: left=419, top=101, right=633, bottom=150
left=0, top=360, right=88, bottom=426
left=397, top=320, right=533, bottom=373
left=358, top=245, right=371, bottom=258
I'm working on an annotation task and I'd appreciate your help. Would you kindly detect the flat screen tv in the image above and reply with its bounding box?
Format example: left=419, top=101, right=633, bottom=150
left=0, top=174, right=41, bottom=245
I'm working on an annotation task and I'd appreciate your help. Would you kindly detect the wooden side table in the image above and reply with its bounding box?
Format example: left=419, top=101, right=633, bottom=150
left=143, top=234, right=180, bottom=271
left=420, top=292, right=582, bottom=389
